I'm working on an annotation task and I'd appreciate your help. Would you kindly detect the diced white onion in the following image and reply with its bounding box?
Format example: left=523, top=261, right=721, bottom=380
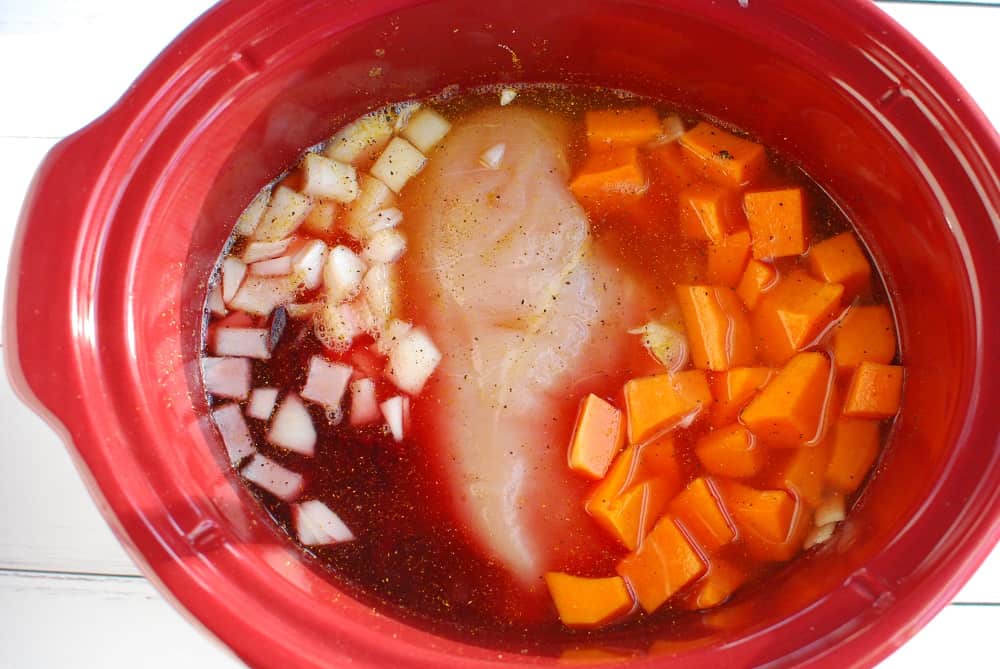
left=228, top=275, right=297, bottom=317
left=241, top=453, right=304, bottom=501
left=393, top=101, right=422, bottom=132
left=370, top=137, right=427, bottom=194
left=803, top=523, right=837, bottom=550
left=301, top=153, right=360, bottom=204
left=301, top=356, right=353, bottom=409
left=380, top=395, right=409, bottom=442
left=267, top=393, right=317, bottom=456
left=246, top=387, right=279, bottom=420
left=301, top=199, right=338, bottom=236
left=254, top=186, right=314, bottom=242
left=242, top=238, right=292, bottom=264
left=213, top=327, right=270, bottom=360
left=386, top=328, right=441, bottom=395
left=323, top=245, right=366, bottom=304
left=211, top=403, right=254, bottom=465
left=499, top=88, right=518, bottom=106
left=349, top=378, right=380, bottom=426
left=650, top=114, right=686, bottom=146
left=361, top=263, right=398, bottom=333
left=293, top=500, right=355, bottom=545
left=250, top=255, right=293, bottom=276
left=324, top=112, right=395, bottom=166
left=291, top=239, right=328, bottom=290
left=362, top=228, right=407, bottom=264
left=366, top=207, right=403, bottom=236
left=479, top=142, right=506, bottom=169
left=207, top=282, right=227, bottom=317
left=343, top=175, right=396, bottom=240
left=815, top=495, right=847, bottom=527
left=286, top=302, right=319, bottom=319
left=401, top=107, right=451, bottom=153
left=628, top=320, right=689, bottom=373
left=236, top=189, right=270, bottom=237
left=222, top=257, right=247, bottom=303
left=375, top=318, right=413, bottom=356
left=314, top=299, right=362, bottom=352
left=202, top=356, right=251, bottom=400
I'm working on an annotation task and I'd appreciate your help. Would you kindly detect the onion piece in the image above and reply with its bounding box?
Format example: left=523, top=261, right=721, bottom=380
left=236, top=189, right=270, bottom=237
left=386, top=328, right=442, bottom=395
left=628, top=320, right=689, bottom=373
left=323, top=245, right=366, bottom=304
left=803, top=523, right=837, bottom=550
left=241, top=453, right=304, bottom=501
left=401, top=107, right=451, bottom=153
left=349, top=378, right=380, bottom=426
left=649, top=114, right=686, bottom=146
left=242, top=239, right=292, bottom=264
left=362, top=228, right=407, bottom=264
left=211, top=403, right=254, bottom=465
left=292, top=500, right=355, bottom=545
left=393, top=101, right=422, bottom=132
left=291, top=239, right=328, bottom=290
left=499, top=88, right=518, bottom=106
left=229, top=275, right=297, bottom=317
left=479, top=143, right=506, bottom=169
left=207, top=282, right=227, bottom=317
left=221, top=257, right=247, bottom=303
left=202, top=356, right=251, bottom=400
left=246, top=387, right=279, bottom=421
left=815, top=495, right=846, bottom=527
left=301, top=356, right=353, bottom=409
left=301, top=199, right=338, bottom=236
left=380, top=395, right=409, bottom=442
left=285, top=302, right=319, bottom=320
left=366, top=207, right=403, bottom=236
left=370, top=137, right=427, bottom=194
left=314, top=300, right=362, bottom=352
left=325, top=112, right=394, bottom=166
left=254, top=186, right=314, bottom=242
left=267, top=393, right=317, bottom=456
left=249, top=255, right=293, bottom=276
left=361, top=263, right=399, bottom=333
left=343, top=174, right=397, bottom=240
left=301, top=153, right=360, bottom=203
left=375, top=318, right=413, bottom=356
left=213, top=327, right=270, bottom=360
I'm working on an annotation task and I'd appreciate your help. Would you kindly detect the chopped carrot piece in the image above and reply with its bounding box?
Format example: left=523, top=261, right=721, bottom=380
left=750, top=270, right=845, bottom=365
left=736, top=259, right=777, bottom=310
left=807, top=232, right=872, bottom=299
left=679, top=557, right=748, bottom=610
left=570, top=147, right=647, bottom=208
left=843, top=362, right=903, bottom=419
left=716, top=480, right=801, bottom=561
left=826, top=417, right=880, bottom=493
left=675, top=285, right=754, bottom=372
left=695, top=424, right=764, bottom=478
left=744, top=188, right=808, bottom=259
left=623, top=371, right=712, bottom=444
left=831, top=305, right=897, bottom=374
left=679, top=122, right=766, bottom=186
left=669, top=477, right=736, bottom=552
left=678, top=183, right=741, bottom=243
left=544, top=572, right=634, bottom=627
left=709, top=366, right=772, bottom=427
left=706, top=229, right=752, bottom=288
left=585, top=106, right=661, bottom=150
left=617, top=517, right=707, bottom=613
left=770, top=441, right=832, bottom=506
left=741, top=352, right=831, bottom=447
left=568, top=394, right=626, bottom=479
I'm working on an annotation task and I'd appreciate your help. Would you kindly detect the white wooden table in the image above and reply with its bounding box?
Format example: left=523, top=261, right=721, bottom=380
left=0, top=1, right=996, bottom=666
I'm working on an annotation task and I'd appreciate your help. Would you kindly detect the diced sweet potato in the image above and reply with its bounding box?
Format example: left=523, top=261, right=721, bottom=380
left=751, top=270, right=845, bottom=365
left=843, top=362, right=903, bottom=419
left=568, top=394, right=626, bottom=479
left=736, top=259, right=777, bottom=310
left=744, top=188, right=807, bottom=259
left=709, top=366, right=772, bottom=427
left=770, top=441, right=831, bottom=506
left=679, top=557, right=748, bottom=610
left=675, top=285, right=754, bottom=372
left=741, top=352, right=831, bottom=447
left=826, top=417, right=881, bottom=493
left=624, top=371, right=712, bottom=443
left=807, top=232, right=872, bottom=299
left=695, top=424, right=764, bottom=478
left=543, top=572, right=634, bottom=627
left=679, top=122, right=766, bottom=186
left=570, top=147, right=648, bottom=208
left=679, top=183, right=740, bottom=243
left=586, top=106, right=662, bottom=149
left=648, top=142, right=698, bottom=193
left=831, top=305, right=897, bottom=373
left=669, top=477, right=736, bottom=552
left=717, top=480, right=801, bottom=562
left=617, top=517, right=707, bottom=613
left=706, top=229, right=752, bottom=288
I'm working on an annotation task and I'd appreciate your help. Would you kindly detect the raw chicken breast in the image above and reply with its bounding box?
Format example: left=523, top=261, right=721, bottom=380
left=403, top=107, right=651, bottom=586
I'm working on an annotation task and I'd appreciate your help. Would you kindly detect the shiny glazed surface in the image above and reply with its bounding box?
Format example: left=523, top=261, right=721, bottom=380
left=5, top=1, right=998, bottom=667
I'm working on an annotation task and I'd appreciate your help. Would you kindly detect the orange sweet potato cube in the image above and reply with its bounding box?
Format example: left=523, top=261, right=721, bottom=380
left=648, top=142, right=699, bottom=193
left=695, top=424, right=765, bottom=478
left=679, top=557, right=748, bottom=610
left=750, top=270, right=845, bottom=365
left=807, top=232, right=872, bottom=299
left=706, top=229, right=752, bottom=288
left=570, top=147, right=647, bottom=208
left=741, top=352, right=831, bottom=447
left=831, top=305, right=897, bottom=374
left=679, top=182, right=741, bottom=243
left=825, top=417, right=881, bottom=493
left=679, top=122, right=766, bottom=186
left=624, top=371, right=712, bottom=444
left=586, top=106, right=661, bottom=150
left=736, top=259, right=777, bottom=310
left=669, top=477, right=736, bottom=552
left=843, top=362, right=903, bottom=419
left=709, top=366, right=772, bottom=427
left=568, top=394, right=626, bottom=479
left=717, top=480, right=802, bottom=562
left=744, top=188, right=808, bottom=259
left=617, top=517, right=707, bottom=613
left=676, top=285, right=755, bottom=372
left=770, top=440, right=832, bottom=506
left=544, top=572, right=634, bottom=627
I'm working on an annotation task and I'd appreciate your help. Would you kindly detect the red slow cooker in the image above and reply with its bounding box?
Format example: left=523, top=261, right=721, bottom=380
left=5, top=0, right=999, bottom=667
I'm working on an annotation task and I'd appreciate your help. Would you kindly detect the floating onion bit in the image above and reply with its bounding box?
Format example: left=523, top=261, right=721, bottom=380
left=814, top=495, right=847, bottom=527
left=479, top=143, right=507, bottom=170
left=803, top=522, right=837, bottom=550
left=628, top=320, right=689, bottom=372
left=499, top=88, right=518, bottom=106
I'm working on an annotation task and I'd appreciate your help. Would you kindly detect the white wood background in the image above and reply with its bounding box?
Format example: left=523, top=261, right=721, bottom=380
left=0, top=1, right=996, bottom=666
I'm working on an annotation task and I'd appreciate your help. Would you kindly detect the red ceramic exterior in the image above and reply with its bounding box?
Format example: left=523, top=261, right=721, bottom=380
left=4, top=1, right=998, bottom=667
